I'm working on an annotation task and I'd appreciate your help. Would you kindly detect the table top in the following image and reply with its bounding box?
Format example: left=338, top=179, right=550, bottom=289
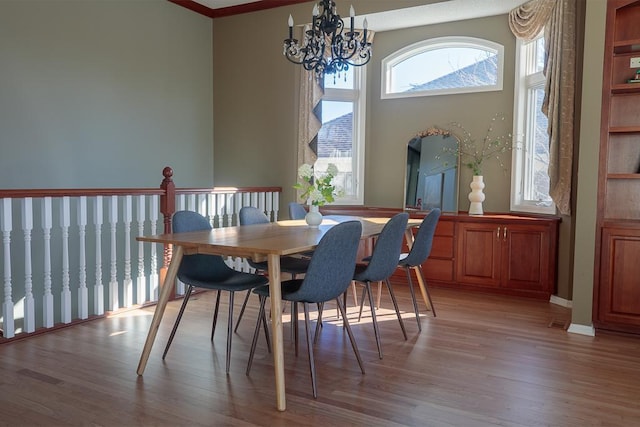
left=137, top=216, right=419, bottom=260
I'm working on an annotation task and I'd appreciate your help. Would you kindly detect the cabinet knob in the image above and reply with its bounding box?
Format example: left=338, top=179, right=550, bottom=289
left=496, top=226, right=501, bottom=239
left=503, top=227, right=508, bottom=241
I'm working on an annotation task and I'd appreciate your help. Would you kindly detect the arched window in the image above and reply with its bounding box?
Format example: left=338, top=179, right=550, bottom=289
left=381, top=36, right=504, bottom=99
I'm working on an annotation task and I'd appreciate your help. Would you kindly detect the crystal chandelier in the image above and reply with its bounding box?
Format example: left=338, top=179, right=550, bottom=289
left=284, top=0, right=371, bottom=80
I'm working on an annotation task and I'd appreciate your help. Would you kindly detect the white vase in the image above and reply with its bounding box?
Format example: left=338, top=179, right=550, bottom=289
left=468, top=175, right=485, bottom=215
left=305, top=205, right=323, bottom=227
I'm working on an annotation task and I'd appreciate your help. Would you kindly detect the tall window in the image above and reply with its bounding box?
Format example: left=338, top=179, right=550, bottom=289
left=511, top=34, right=554, bottom=214
left=381, top=36, right=504, bottom=99
left=316, top=67, right=366, bottom=204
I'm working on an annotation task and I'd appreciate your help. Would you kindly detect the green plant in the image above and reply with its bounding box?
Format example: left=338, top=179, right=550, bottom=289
left=294, top=163, right=339, bottom=206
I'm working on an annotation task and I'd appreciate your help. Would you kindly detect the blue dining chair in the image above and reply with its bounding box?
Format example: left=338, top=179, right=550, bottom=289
left=399, top=208, right=441, bottom=328
left=162, top=210, right=269, bottom=374
left=246, top=220, right=365, bottom=398
left=235, top=206, right=311, bottom=332
left=352, top=212, right=409, bottom=359
left=288, top=202, right=307, bottom=220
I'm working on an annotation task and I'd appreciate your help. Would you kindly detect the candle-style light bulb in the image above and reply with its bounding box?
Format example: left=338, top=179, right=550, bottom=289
left=363, top=17, right=368, bottom=41
left=312, top=4, right=319, bottom=16
left=288, top=14, right=294, bottom=27
left=288, top=14, right=294, bottom=40
left=349, top=5, right=355, bottom=32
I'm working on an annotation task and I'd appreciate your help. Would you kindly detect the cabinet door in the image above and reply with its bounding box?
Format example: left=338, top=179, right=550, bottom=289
left=456, top=222, right=501, bottom=287
left=501, top=223, right=551, bottom=293
left=598, top=227, right=640, bottom=327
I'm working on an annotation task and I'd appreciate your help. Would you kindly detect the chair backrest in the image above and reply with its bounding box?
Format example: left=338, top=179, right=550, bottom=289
left=239, top=206, right=270, bottom=226
left=172, top=210, right=232, bottom=281
left=286, top=221, right=362, bottom=303
left=356, top=212, right=409, bottom=282
left=402, top=208, right=441, bottom=267
left=289, top=202, right=307, bottom=220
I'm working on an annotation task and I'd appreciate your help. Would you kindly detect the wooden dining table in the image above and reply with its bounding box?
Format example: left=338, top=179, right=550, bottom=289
left=135, top=215, right=420, bottom=411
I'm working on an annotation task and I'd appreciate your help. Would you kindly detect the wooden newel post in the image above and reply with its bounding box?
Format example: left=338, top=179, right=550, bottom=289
left=160, top=166, right=176, bottom=299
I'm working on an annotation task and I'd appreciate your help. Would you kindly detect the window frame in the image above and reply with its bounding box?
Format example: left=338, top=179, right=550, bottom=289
left=318, top=67, right=366, bottom=205
left=380, top=36, right=504, bottom=99
left=510, top=34, right=555, bottom=215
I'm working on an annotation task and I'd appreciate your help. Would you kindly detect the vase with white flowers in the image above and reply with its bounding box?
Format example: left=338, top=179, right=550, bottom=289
left=294, top=163, right=339, bottom=227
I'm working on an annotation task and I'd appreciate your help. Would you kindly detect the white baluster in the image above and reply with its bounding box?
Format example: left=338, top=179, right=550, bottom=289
left=250, top=192, right=258, bottom=211
left=187, top=193, right=196, bottom=212
left=122, top=195, right=132, bottom=308
left=149, top=195, right=159, bottom=302
left=198, top=194, right=207, bottom=218
left=177, top=194, right=186, bottom=211
left=94, top=196, right=104, bottom=315
left=207, top=194, right=215, bottom=226
left=225, top=193, right=233, bottom=227
left=21, top=198, right=35, bottom=333
left=273, top=191, right=280, bottom=221
left=1, top=198, right=15, bottom=338
left=108, top=196, right=119, bottom=311
left=136, top=195, right=147, bottom=305
left=77, top=196, right=88, bottom=319
left=216, top=192, right=223, bottom=226
left=266, top=192, right=274, bottom=222
left=258, top=192, right=266, bottom=216
left=42, top=197, right=54, bottom=328
left=60, top=196, right=71, bottom=324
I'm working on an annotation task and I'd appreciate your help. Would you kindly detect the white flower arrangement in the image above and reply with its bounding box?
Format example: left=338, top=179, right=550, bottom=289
left=294, top=163, right=340, bottom=206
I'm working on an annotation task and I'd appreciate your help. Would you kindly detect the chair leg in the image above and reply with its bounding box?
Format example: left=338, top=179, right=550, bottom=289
left=262, top=299, right=272, bottom=353
left=336, top=298, right=365, bottom=375
left=364, top=281, right=383, bottom=359
left=303, top=302, right=318, bottom=398
left=417, top=265, right=436, bottom=317
left=225, top=291, right=235, bottom=374
left=162, top=285, right=194, bottom=360
left=405, top=266, right=422, bottom=331
left=293, top=302, right=299, bottom=357
left=246, top=295, right=267, bottom=375
left=376, top=281, right=382, bottom=309
left=234, top=289, right=252, bottom=333
left=357, top=283, right=368, bottom=322
left=385, top=279, right=408, bottom=340
left=351, top=281, right=358, bottom=307
left=211, top=290, right=222, bottom=341
left=314, top=302, right=324, bottom=345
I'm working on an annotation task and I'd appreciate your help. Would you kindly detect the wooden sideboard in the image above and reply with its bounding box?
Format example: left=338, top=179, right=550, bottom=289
left=320, top=207, right=560, bottom=300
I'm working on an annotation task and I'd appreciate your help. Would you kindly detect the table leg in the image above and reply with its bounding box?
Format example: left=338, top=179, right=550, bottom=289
left=137, top=245, right=184, bottom=375
left=267, top=253, right=286, bottom=411
left=413, top=265, right=431, bottom=310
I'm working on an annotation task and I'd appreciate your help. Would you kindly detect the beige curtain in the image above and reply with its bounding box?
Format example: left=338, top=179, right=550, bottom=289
left=509, top=0, right=576, bottom=215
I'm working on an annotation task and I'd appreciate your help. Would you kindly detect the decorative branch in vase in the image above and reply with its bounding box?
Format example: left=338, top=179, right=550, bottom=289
left=420, top=113, right=514, bottom=215
left=294, top=163, right=341, bottom=227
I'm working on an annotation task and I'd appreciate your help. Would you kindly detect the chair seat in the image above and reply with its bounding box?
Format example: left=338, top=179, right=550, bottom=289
left=179, top=271, right=268, bottom=292
left=249, top=256, right=310, bottom=276
left=252, top=279, right=304, bottom=299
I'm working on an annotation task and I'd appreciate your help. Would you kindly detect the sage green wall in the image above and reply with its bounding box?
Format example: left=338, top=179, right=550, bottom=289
left=0, top=0, right=213, bottom=189
left=571, top=0, right=606, bottom=329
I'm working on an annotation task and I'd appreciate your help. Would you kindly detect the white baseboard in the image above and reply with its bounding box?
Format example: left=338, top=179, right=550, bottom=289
left=549, top=295, right=572, bottom=308
left=567, top=323, right=596, bottom=336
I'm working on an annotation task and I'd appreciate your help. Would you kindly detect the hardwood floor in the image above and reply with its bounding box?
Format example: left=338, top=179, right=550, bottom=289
left=1, top=285, right=640, bottom=426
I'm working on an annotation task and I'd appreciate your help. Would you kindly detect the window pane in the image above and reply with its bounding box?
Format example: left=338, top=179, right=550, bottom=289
left=390, top=47, right=497, bottom=93
left=535, top=37, right=545, bottom=72
left=317, top=100, right=354, bottom=197
left=525, top=87, right=552, bottom=205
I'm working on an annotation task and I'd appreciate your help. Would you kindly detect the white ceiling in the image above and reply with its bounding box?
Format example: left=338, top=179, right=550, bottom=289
left=191, top=0, right=528, bottom=31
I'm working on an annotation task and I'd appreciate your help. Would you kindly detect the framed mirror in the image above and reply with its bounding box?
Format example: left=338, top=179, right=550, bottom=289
left=404, top=129, right=459, bottom=212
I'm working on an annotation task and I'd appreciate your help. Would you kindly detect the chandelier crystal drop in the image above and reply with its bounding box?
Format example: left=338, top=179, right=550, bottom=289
left=284, top=0, right=372, bottom=80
